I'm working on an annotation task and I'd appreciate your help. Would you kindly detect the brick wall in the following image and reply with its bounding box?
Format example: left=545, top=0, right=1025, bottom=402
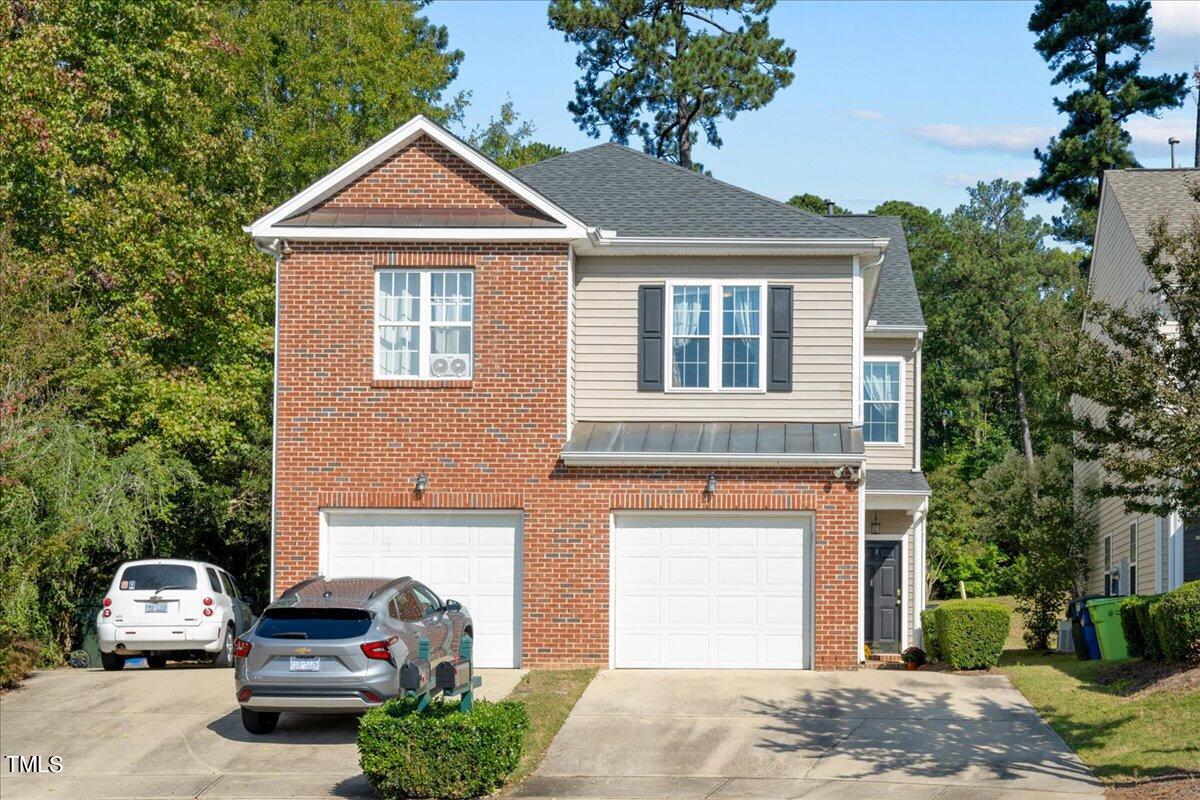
left=314, top=134, right=535, bottom=212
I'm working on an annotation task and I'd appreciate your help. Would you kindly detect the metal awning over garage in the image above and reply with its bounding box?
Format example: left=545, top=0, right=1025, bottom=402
left=561, top=421, right=864, bottom=467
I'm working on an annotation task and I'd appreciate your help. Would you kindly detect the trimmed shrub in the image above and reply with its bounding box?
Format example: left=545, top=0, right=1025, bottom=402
left=358, top=698, right=528, bottom=799
left=0, top=628, right=41, bottom=689
left=1120, top=596, right=1161, bottom=659
left=1152, top=580, right=1200, bottom=663
left=920, top=607, right=940, bottom=661
left=927, top=601, right=1011, bottom=670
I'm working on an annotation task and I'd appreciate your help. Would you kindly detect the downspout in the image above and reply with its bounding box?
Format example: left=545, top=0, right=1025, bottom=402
left=252, top=237, right=283, bottom=601
left=913, top=331, right=923, bottom=471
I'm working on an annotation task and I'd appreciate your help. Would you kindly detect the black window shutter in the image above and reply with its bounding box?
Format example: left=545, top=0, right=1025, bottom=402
left=767, top=284, right=793, bottom=392
left=637, top=285, right=665, bottom=391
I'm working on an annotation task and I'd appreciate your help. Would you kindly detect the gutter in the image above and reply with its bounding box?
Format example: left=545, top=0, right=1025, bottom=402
left=560, top=452, right=867, bottom=467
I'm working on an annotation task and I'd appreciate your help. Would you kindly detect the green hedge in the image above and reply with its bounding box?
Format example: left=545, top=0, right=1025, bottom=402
left=920, top=607, right=940, bottom=661
left=1152, top=580, right=1200, bottom=663
left=924, top=601, right=1011, bottom=669
left=358, top=698, right=528, bottom=799
left=1120, top=596, right=1157, bottom=659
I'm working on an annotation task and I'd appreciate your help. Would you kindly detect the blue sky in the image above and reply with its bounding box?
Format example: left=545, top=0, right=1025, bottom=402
left=425, top=1, right=1199, bottom=228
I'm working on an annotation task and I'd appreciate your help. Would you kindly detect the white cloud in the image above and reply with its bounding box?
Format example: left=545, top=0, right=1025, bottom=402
left=939, top=169, right=1037, bottom=188
left=1150, top=0, right=1200, bottom=39
left=1127, top=111, right=1197, bottom=166
left=910, top=123, right=1056, bottom=155
left=848, top=109, right=883, bottom=121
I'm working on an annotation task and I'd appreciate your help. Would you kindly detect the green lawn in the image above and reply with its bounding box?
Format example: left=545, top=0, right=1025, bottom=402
left=997, top=652, right=1200, bottom=783
left=502, top=668, right=597, bottom=789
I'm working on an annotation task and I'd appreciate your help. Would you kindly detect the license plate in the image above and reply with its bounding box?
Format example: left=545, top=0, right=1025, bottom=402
left=145, top=602, right=168, bottom=614
left=289, top=657, right=321, bottom=672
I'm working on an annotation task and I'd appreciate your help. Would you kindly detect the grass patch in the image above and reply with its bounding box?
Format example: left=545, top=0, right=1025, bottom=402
left=502, top=668, right=596, bottom=789
left=936, top=595, right=1025, bottom=650
left=997, top=652, right=1200, bottom=783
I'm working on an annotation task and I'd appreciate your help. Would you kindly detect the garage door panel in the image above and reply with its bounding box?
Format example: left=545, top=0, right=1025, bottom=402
left=613, top=514, right=810, bottom=669
left=323, top=512, right=520, bottom=668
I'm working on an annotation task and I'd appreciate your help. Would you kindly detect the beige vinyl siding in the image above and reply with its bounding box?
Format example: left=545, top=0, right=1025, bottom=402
left=864, top=338, right=917, bottom=470
left=867, top=509, right=916, bottom=644
left=1078, top=181, right=1163, bottom=596
left=572, top=255, right=853, bottom=421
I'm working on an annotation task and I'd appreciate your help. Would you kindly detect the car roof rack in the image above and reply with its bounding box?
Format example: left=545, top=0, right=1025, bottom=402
left=367, top=576, right=413, bottom=601
left=279, top=575, right=325, bottom=598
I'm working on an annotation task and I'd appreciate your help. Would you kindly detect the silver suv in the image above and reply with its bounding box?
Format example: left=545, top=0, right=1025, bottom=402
left=233, top=576, right=472, bottom=734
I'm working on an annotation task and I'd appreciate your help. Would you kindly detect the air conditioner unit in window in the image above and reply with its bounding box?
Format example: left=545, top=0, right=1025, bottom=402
left=430, top=354, right=471, bottom=378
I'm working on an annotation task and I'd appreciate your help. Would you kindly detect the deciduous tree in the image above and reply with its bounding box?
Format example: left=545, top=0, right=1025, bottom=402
left=468, top=100, right=566, bottom=170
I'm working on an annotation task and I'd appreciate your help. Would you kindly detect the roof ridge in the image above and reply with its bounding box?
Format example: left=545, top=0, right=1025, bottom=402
left=513, top=141, right=619, bottom=172
left=574, top=142, right=876, bottom=240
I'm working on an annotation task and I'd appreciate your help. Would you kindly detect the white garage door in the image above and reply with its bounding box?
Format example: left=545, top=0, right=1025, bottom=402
left=321, top=511, right=521, bottom=668
left=612, top=513, right=811, bottom=669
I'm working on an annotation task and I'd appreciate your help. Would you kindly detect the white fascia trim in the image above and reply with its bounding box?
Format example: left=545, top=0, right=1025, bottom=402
left=249, top=225, right=585, bottom=243
left=865, top=488, right=931, bottom=496
left=247, top=114, right=590, bottom=237
left=577, top=234, right=889, bottom=257
left=560, top=452, right=866, bottom=467
left=865, top=324, right=928, bottom=337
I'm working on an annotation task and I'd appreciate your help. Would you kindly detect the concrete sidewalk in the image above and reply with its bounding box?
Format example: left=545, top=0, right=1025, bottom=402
left=513, top=669, right=1104, bottom=800
left=0, top=665, right=525, bottom=799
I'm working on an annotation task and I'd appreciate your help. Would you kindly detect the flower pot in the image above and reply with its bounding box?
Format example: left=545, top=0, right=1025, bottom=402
left=905, top=661, right=919, bottom=671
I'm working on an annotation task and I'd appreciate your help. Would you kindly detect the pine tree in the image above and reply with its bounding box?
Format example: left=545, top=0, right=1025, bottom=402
left=548, top=0, right=794, bottom=170
left=1026, top=0, right=1188, bottom=247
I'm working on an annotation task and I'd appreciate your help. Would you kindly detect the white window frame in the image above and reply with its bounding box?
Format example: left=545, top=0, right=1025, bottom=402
left=663, top=279, right=767, bottom=393
left=862, top=356, right=906, bottom=446
left=374, top=268, right=474, bottom=381
left=1103, top=534, right=1114, bottom=596
left=1128, top=522, right=1138, bottom=596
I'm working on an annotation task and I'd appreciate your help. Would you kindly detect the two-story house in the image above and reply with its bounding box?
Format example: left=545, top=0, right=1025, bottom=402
left=1078, top=168, right=1200, bottom=598
left=247, top=116, right=929, bottom=670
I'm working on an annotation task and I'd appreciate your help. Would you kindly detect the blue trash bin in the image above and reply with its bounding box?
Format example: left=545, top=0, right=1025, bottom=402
left=1080, top=605, right=1102, bottom=660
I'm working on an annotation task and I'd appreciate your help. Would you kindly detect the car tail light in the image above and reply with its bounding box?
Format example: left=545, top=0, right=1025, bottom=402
left=102, top=608, right=112, bottom=618
left=202, top=607, right=214, bottom=617
left=360, top=637, right=398, bottom=662
left=103, top=597, right=112, bottom=607
left=232, top=638, right=252, bottom=659
left=237, top=687, right=252, bottom=702
left=361, top=690, right=382, bottom=703
left=202, top=596, right=213, bottom=606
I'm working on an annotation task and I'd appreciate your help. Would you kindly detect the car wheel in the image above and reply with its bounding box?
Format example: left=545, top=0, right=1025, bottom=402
left=147, top=655, right=168, bottom=670
left=213, top=626, right=235, bottom=668
left=100, top=651, right=125, bottom=671
left=240, top=707, right=279, bottom=735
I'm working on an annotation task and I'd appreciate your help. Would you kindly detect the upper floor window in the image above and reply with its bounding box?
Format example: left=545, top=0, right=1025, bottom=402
left=376, top=269, right=473, bottom=380
left=1128, top=522, right=1138, bottom=595
left=666, top=281, right=764, bottom=391
left=1103, top=534, right=1115, bottom=596
left=862, top=359, right=903, bottom=444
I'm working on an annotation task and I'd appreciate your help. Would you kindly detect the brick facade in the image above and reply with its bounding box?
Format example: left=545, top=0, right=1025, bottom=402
left=272, top=138, right=862, bottom=670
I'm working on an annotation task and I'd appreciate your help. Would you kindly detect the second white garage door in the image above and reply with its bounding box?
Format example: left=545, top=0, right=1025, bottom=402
left=612, top=513, right=812, bottom=669
left=321, top=510, right=521, bottom=668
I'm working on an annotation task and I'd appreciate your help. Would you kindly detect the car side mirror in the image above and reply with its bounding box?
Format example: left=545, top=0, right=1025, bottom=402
left=444, top=599, right=462, bottom=613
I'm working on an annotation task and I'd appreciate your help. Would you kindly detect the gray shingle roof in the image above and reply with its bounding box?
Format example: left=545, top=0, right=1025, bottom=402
left=279, top=206, right=559, bottom=229
left=828, top=215, right=926, bottom=328
left=563, top=421, right=864, bottom=457
left=865, top=470, right=930, bottom=494
left=1104, top=169, right=1200, bottom=254
left=514, top=143, right=871, bottom=240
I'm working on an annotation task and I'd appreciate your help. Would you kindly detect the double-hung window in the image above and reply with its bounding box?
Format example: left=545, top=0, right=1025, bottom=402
left=1128, top=523, right=1138, bottom=596
left=375, top=269, right=474, bottom=380
left=862, top=359, right=903, bottom=444
left=1103, top=535, right=1114, bottom=596
left=666, top=281, right=765, bottom=391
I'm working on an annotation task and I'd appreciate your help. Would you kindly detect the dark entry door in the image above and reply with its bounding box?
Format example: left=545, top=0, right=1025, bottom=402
left=865, top=540, right=901, bottom=652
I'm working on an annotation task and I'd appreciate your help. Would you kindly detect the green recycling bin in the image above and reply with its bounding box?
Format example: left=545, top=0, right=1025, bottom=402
left=1086, top=597, right=1130, bottom=660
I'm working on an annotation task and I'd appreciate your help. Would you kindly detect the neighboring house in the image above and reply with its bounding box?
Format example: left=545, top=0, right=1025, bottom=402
left=1078, top=168, right=1200, bottom=598
left=246, top=116, right=929, bottom=670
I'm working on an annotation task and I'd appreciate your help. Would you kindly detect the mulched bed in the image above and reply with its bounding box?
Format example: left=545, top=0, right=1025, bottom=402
left=1095, top=660, right=1200, bottom=698
left=1105, top=773, right=1200, bottom=800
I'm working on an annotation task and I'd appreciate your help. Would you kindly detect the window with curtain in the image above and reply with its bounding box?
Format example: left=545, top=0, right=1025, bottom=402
left=668, top=282, right=763, bottom=390
left=862, top=360, right=901, bottom=443
left=376, top=269, right=473, bottom=379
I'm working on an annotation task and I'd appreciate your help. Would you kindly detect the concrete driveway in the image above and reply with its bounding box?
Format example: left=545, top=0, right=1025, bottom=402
left=0, top=664, right=524, bottom=800
left=515, top=669, right=1104, bottom=800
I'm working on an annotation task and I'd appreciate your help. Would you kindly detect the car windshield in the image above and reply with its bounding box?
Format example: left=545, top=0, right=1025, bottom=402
left=255, top=608, right=372, bottom=640
left=119, top=564, right=198, bottom=591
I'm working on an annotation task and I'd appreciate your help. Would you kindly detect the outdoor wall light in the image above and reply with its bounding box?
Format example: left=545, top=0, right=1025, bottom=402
left=871, top=511, right=881, bottom=535
left=705, top=474, right=717, bottom=494
left=414, top=472, right=429, bottom=493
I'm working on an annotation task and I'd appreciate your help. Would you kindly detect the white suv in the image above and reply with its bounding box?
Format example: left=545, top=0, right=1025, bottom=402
left=97, top=559, right=254, bottom=670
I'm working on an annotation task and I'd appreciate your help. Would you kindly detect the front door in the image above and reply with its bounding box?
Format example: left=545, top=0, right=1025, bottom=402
left=865, top=540, right=901, bottom=653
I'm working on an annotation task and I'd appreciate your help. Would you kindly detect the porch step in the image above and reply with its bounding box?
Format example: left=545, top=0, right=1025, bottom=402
left=868, top=652, right=902, bottom=663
